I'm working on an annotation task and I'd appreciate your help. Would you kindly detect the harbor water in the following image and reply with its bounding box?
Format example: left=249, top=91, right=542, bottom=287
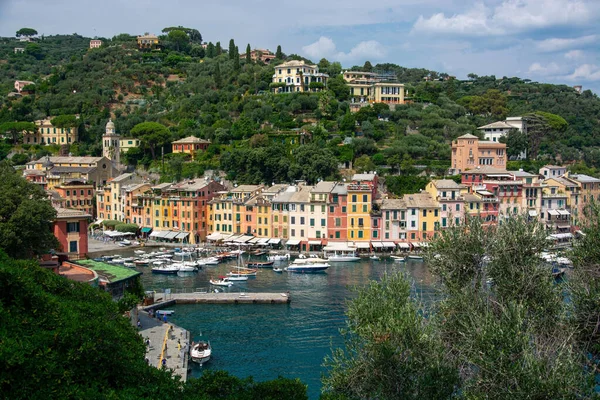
left=121, top=251, right=436, bottom=399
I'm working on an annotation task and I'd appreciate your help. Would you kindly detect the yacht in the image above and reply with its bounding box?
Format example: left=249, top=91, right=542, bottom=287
left=151, top=264, right=180, bottom=274
left=190, top=341, right=212, bottom=365
left=286, top=257, right=329, bottom=273
left=325, top=250, right=360, bottom=262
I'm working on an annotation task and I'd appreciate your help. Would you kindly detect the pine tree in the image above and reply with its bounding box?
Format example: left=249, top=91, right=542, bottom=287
left=229, top=39, right=236, bottom=60
left=246, top=44, right=251, bottom=63
left=206, top=42, right=215, bottom=58
left=216, top=41, right=222, bottom=55
left=276, top=45, right=283, bottom=59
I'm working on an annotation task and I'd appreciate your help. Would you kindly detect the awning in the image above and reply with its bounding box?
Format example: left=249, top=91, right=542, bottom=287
left=164, top=231, right=179, bottom=240
left=206, top=232, right=222, bottom=240
left=248, top=237, right=260, bottom=244
left=258, top=238, right=270, bottom=245
left=547, top=209, right=560, bottom=216
left=286, top=239, right=301, bottom=246
left=371, top=242, right=384, bottom=248
left=308, top=240, right=323, bottom=245
left=175, top=232, right=189, bottom=240
left=558, top=209, right=570, bottom=216
left=268, top=238, right=281, bottom=244
left=420, top=242, right=430, bottom=247
left=477, top=190, right=494, bottom=196
left=355, top=242, right=370, bottom=249
left=528, top=210, right=538, bottom=217
left=383, top=242, right=396, bottom=248
left=235, top=235, right=254, bottom=243
left=411, top=242, right=421, bottom=248
left=398, top=243, right=410, bottom=249
left=225, top=234, right=241, bottom=242
left=141, top=227, right=152, bottom=233
left=324, top=242, right=354, bottom=251
left=149, top=230, right=168, bottom=238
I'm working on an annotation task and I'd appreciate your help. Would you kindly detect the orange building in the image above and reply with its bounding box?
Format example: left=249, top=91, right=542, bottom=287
left=53, top=180, right=95, bottom=217
left=171, top=136, right=211, bottom=160
left=451, top=134, right=507, bottom=174
left=53, top=208, right=90, bottom=259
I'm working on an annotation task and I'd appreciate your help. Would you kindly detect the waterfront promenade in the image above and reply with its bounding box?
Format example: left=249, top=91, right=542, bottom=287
left=138, top=311, right=190, bottom=381
left=148, top=291, right=291, bottom=305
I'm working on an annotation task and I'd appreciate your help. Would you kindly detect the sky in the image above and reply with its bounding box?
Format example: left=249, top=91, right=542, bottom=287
left=1, top=0, right=599, bottom=93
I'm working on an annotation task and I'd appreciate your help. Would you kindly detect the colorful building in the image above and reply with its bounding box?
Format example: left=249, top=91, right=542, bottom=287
left=53, top=180, right=95, bottom=217
left=23, top=117, right=79, bottom=145
left=272, top=60, right=328, bottom=93
left=451, top=134, right=507, bottom=174
left=137, top=33, right=159, bottom=49
left=52, top=208, right=90, bottom=259
left=425, top=179, right=466, bottom=228
left=342, top=71, right=405, bottom=112
left=347, top=183, right=372, bottom=243
left=171, top=136, right=211, bottom=160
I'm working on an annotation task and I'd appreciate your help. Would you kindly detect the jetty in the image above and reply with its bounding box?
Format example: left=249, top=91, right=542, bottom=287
left=146, top=291, right=291, bottom=307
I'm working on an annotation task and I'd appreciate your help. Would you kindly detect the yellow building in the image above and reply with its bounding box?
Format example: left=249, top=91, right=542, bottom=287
left=343, top=71, right=405, bottom=112
left=346, top=183, right=372, bottom=242
left=403, top=192, right=440, bottom=242
left=171, top=136, right=210, bottom=160
left=137, top=33, right=159, bottom=49
left=119, top=138, right=141, bottom=154
left=208, top=185, right=263, bottom=236
left=272, top=60, right=328, bottom=93
left=23, top=118, right=79, bottom=145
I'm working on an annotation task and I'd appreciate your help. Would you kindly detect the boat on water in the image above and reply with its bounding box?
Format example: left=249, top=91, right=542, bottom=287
left=267, top=253, right=290, bottom=262
left=156, top=310, right=175, bottom=315
left=151, top=264, right=180, bottom=274
left=391, top=255, right=406, bottom=262
left=227, top=275, right=248, bottom=281
left=190, top=341, right=212, bottom=365
left=251, top=250, right=268, bottom=256
left=134, top=259, right=150, bottom=266
left=119, top=240, right=131, bottom=246
left=210, top=277, right=233, bottom=286
left=247, top=260, right=274, bottom=268
left=273, top=268, right=283, bottom=273
left=325, top=250, right=360, bottom=262
left=407, top=254, right=424, bottom=261
left=134, top=250, right=145, bottom=255
left=286, top=257, right=329, bottom=273
left=369, top=255, right=380, bottom=261
left=171, top=262, right=197, bottom=272
left=123, top=262, right=136, bottom=268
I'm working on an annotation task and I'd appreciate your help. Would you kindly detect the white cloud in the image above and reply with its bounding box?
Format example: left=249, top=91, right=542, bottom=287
left=565, top=50, right=584, bottom=59
left=412, top=0, right=596, bottom=36
left=301, top=36, right=387, bottom=63
left=566, top=64, right=600, bottom=81
left=528, top=62, right=562, bottom=76
left=536, top=35, right=597, bottom=52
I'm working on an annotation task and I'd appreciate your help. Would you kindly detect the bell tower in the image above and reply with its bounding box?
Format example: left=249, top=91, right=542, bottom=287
left=102, top=119, right=120, bottom=165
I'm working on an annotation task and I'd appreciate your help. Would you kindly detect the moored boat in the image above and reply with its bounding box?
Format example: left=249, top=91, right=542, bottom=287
left=151, top=264, right=179, bottom=274
left=286, top=257, right=329, bottom=273
left=247, top=261, right=274, bottom=268
left=324, top=250, right=360, bottom=262
left=407, top=254, right=424, bottom=261
left=391, top=255, right=406, bottom=262
left=190, top=341, right=212, bottom=365
left=273, top=267, right=283, bottom=273
left=210, top=277, right=233, bottom=286
left=267, top=253, right=290, bottom=262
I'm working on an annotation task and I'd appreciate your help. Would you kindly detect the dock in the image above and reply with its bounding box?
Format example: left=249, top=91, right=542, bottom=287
left=138, top=311, right=189, bottom=381
left=147, top=291, right=291, bottom=306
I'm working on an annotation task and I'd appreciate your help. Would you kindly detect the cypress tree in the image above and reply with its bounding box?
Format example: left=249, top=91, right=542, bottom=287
left=216, top=41, right=222, bottom=55
left=234, top=46, right=240, bottom=71
left=246, top=44, right=251, bottom=63
left=229, top=39, right=236, bottom=60
left=206, top=42, right=215, bottom=58
left=276, top=45, right=283, bottom=59
left=214, top=62, right=221, bottom=88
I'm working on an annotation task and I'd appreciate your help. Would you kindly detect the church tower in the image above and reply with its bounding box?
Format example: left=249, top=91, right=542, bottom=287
left=102, top=119, right=120, bottom=165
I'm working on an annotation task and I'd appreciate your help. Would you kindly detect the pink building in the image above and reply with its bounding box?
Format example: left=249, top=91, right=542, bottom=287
left=14, top=80, right=34, bottom=93
left=89, top=40, right=102, bottom=49
left=52, top=208, right=90, bottom=259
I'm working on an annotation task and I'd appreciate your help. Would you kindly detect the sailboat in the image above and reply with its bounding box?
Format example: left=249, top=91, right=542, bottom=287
left=227, top=246, right=253, bottom=280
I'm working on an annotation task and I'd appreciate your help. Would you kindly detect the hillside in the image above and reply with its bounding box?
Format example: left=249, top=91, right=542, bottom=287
left=2, top=30, right=600, bottom=189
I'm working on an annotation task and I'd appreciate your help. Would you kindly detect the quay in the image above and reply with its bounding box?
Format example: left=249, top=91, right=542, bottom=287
left=146, top=291, right=292, bottom=306
left=137, top=310, right=190, bottom=381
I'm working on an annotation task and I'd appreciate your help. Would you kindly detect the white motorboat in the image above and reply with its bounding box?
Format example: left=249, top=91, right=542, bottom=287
left=227, top=275, right=248, bottom=281
left=134, top=259, right=150, bottom=266
left=370, top=255, right=380, bottom=261
left=156, top=309, right=175, bottom=315
left=134, top=250, right=145, bottom=255
left=172, top=263, right=197, bottom=272
left=391, top=255, right=406, bottom=262
left=273, top=268, right=283, bottom=273
left=286, top=257, right=329, bottom=273
left=210, top=277, right=233, bottom=286
left=325, top=250, right=360, bottom=262
left=119, top=239, right=131, bottom=246
left=123, top=262, right=136, bottom=268
left=267, top=253, right=290, bottom=262
left=407, top=254, right=424, bottom=261
left=190, top=341, right=212, bottom=365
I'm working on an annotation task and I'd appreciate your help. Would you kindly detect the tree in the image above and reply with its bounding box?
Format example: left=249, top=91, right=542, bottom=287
left=115, top=223, right=139, bottom=233
left=353, top=154, right=375, bottom=173
left=16, top=27, right=38, bottom=37
left=276, top=45, right=283, bottom=59
left=363, top=61, right=373, bottom=72
left=245, top=43, right=251, bottom=63
left=0, top=163, right=58, bottom=259
left=228, top=39, right=236, bottom=60
left=50, top=114, right=78, bottom=128
left=233, top=46, right=240, bottom=72
left=526, top=112, right=568, bottom=159
left=327, top=75, right=350, bottom=101
left=499, top=128, right=528, bottom=159
left=214, top=63, right=222, bottom=88
left=130, top=122, right=171, bottom=160
left=0, top=121, right=36, bottom=144
left=25, top=42, right=43, bottom=59
left=206, top=42, right=216, bottom=58
left=215, top=41, right=222, bottom=55
left=167, top=29, right=188, bottom=52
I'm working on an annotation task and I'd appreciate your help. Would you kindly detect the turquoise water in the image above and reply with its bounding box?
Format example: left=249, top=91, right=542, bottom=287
left=130, top=254, right=436, bottom=399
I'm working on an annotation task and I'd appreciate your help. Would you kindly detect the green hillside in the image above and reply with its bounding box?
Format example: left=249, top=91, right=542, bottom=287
left=2, top=30, right=600, bottom=188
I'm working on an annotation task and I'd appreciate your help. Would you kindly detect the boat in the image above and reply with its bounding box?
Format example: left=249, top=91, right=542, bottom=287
left=119, top=239, right=131, bottom=246
left=134, top=259, right=150, bottom=266
left=326, top=251, right=360, bottom=262
left=273, top=268, right=283, bottom=273
left=286, top=257, right=329, bottom=273
left=251, top=250, right=268, bottom=256
left=247, top=261, right=274, bottom=268
left=151, top=264, right=180, bottom=274
left=227, top=275, right=248, bottom=281
left=210, top=277, right=233, bottom=286
left=172, top=263, right=197, bottom=272
left=369, top=255, right=380, bottom=261
left=123, top=262, right=136, bottom=268
left=391, top=255, right=406, bottom=262
left=407, top=254, right=424, bottom=261
left=156, top=310, right=175, bottom=315
left=267, top=253, right=290, bottom=262
left=190, top=341, right=212, bottom=365
left=227, top=268, right=257, bottom=277
left=134, top=250, right=145, bottom=255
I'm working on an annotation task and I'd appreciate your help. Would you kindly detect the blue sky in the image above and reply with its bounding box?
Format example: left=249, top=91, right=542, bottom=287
left=1, top=0, right=599, bottom=92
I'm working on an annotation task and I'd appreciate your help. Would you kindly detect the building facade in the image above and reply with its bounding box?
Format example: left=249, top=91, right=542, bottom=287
left=23, top=118, right=79, bottom=145
left=272, top=60, right=328, bottom=93
left=171, top=136, right=211, bottom=160
left=451, top=134, right=507, bottom=174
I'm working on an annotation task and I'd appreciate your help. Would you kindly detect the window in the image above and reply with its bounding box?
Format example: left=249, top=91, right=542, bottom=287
left=352, top=195, right=357, bottom=202
left=422, top=210, right=427, bottom=217
left=456, top=204, right=460, bottom=211
left=352, top=205, right=357, bottom=212
left=411, top=209, right=416, bottom=216
left=422, top=222, right=427, bottom=231
left=373, top=231, right=378, bottom=238
left=442, top=217, right=447, bottom=227
left=335, top=218, right=341, bottom=227
left=310, top=219, right=315, bottom=227
left=300, top=217, right=305, bottom=225
left=434, top=209, right=438, bottom=217
left=362, top=194, right=368, bottom=202
left=291, top=216, right=295, bottom=224
left=321, top=219, right=326, bottom=226
left=69, top=241, right=78, bottom=253
left=358, top=231, right=363, bottom=238
left=362, top=205, right=367, bottom=212
left=342, top=206, right=347, bottom=213
left=67, top=222, right=79, bottom=233
left=329, top=206, right=334, bottom=213
left=442, top=204, right=447, bottom=211
left=358, top=218, right=364, bottom=226
left=335, top=231, right=340, bottom=238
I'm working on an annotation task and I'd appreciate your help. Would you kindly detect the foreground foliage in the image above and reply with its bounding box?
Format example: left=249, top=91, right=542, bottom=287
left=323, top=215, right=596, bottom=399
left=0, top=257, right=307, bottom=399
